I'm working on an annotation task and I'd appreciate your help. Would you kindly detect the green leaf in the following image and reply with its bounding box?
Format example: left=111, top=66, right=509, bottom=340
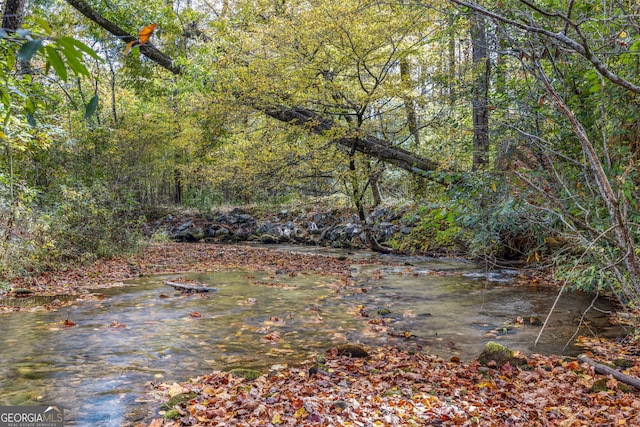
left=0, top=90, right=10, bottom=108
left=25, top=97, right=36, bottom=115
left=59, top=46, right=90, bottom=77
left=17, top=39, right=43, bottom=63
left=16, top=29, right=31, bottom=38
left=57, top=37, right=103, bottom=62
left=34, top=17, right=52, bottom=35
left=45, top=46, right=67, bottom=81
left=26, top=112, right=36, bottom=127
left=6, top=50, right=15, bottom=69
left=8, top=85, right=27, bottom=99
left=84, top=95, right=99, bottom=119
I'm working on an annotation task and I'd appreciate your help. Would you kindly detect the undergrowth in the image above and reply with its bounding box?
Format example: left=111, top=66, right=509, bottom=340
left=0, top=183, right=142, bottom=281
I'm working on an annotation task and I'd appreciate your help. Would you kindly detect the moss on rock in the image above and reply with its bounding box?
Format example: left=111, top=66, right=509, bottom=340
left=229, top=368, right=263, bottom=380
left=335, top=344, right=370, bottom=358
left=477, top=341, right=527, bottom=367
left=162, top=392, right=198, bottom=409
left=590, top=378, right=609, bottom=393
left=163, top=409, right=181, bottom=420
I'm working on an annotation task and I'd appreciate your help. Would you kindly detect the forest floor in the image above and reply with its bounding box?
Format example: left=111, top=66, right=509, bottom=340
left=2, top=242, right=640, bottom=426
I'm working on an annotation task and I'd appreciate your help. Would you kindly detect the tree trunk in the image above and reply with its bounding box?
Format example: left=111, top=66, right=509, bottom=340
left=369, top=168, right=382, bottom=207
left=470, top=12, right=490, bottom=171
left=578, top=355, right=640, bottom=390
left=173, top=168, right=183, bottom=204
left=1, top=0, right=25, bottom=31
left=448, top=14, right=457, bottom=105
left=263, top=106, right=442, bottom=178
left=400, top=59, right=420, bottom=148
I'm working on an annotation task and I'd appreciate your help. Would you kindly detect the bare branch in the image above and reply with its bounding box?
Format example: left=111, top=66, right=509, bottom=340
left=448, top=0, right=640, bottom=95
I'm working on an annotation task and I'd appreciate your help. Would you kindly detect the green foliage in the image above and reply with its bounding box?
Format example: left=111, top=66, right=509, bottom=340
left=45, top=185, right=142, bottom=262
left=389, top=205, right=464, bottom=255
left=391, top=174, right=553, bottom=260
left=2, top=0, right=640, bottom=306
left=0, top=183, right=141, bottom=279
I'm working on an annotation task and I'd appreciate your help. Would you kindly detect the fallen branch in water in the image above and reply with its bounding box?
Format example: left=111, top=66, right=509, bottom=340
left=163, top=281, right=217, bottom=293
left=578, top=354, right=640, bottom=390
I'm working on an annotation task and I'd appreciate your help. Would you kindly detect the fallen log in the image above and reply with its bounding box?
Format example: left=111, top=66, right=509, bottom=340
left=163, top=281, right=217, bottom=293
left=578, top=354, right=640, bottom=390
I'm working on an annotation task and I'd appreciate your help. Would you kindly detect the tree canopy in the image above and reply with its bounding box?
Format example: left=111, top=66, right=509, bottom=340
left=2, top=0, right=640, bottom=306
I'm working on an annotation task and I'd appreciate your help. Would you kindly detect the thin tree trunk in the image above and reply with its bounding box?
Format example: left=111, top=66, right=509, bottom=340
left=370, top=171, right=382, bottom=207
left=448, top=14, right=457, bottom=104
left=470, top=12, right=490, bottom=171
left=104, top=43, right=119, bottom=124
left=537, top=61, right=640, bottom=302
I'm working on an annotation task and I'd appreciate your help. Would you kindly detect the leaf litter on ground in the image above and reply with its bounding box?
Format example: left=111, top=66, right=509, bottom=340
left=146, top=345, right=640, bottom=426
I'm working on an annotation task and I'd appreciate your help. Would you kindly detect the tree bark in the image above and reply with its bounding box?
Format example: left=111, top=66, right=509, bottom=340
left=400, top=59, right=420, bottom=148
left=470, top=12, right=490, bottom=171
left=263, top=106, right=441, bottom=177
left=64, top=0, right=181, bottom=74
left=578, top=355, right=640, bottom=390
left=2, top=0, right=25, bottom=31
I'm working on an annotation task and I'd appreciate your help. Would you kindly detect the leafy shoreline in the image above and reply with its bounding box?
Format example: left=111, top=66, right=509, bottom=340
left=1, top=242, right=357, bottom=310
left=146, top=346, right=640, bottom=426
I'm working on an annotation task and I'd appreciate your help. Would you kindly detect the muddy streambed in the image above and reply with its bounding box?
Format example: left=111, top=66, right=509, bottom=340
left=0, top=248, right=621, bottom=426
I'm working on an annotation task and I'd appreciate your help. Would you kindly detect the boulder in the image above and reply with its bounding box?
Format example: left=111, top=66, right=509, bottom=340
left=477, top=341, right=528, bottom=367
left=334, top=344, right=370, bottom=358
left=174, top=225, right=204, bottom=241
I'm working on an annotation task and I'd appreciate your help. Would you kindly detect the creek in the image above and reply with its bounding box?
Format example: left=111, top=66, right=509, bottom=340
left=0, top=246, right=622, bottom=426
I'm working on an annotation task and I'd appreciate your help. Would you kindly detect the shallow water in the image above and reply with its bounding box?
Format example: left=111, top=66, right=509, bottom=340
left=0, top=247, right=621, bottom=426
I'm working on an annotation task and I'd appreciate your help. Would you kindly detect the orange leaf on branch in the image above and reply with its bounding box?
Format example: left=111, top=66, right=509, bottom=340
left=138, top=23, right=157, bottom=44
left=124, top=23, right=158, bottom=55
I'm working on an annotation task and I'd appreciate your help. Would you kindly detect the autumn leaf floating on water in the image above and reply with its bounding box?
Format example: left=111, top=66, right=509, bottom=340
left=62, top=318, right=76, bottom=327
left=124, top=23, right=158, bottom=55
left=261, top=331, right=281, bottom=343
left=110, top=321, right=126, bottom=328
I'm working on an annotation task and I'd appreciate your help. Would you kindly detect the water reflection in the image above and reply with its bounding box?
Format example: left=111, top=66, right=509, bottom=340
left=0, top=252, right=622, bottom=426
